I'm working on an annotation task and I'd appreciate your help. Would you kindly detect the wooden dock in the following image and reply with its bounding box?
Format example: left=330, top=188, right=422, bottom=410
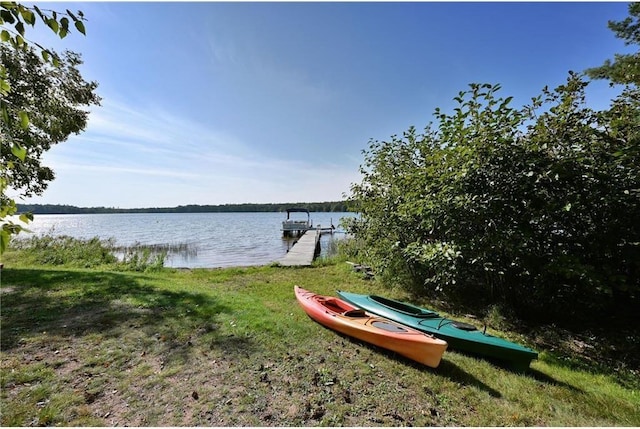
left=279, top=229, right=321, bottom=266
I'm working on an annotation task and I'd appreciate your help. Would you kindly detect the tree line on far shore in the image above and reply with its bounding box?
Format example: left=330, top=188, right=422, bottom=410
left=17, top=201, right=354, bottom=215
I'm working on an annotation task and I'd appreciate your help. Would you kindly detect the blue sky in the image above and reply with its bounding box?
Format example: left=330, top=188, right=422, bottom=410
left=17, top=1, right=632, bottom=208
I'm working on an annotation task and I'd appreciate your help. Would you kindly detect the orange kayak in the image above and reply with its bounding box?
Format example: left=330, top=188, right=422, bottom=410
left=294, top=286, right=448, bottom=368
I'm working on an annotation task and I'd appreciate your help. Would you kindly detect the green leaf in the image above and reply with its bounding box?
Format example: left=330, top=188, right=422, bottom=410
left=74, top=19, right=86, bottom=35
left=33, top=5, right=45, bottom=22
left=0, top=29, right=9, bottom=42
left=563, top=203, right=572, bottom=212
left=41, top=49, right=50, bottom=62
left=47, top=17, right=59, bottom=34
left=11, top=143, right=26, bottom=161
left=20, top=8, right=35, bottom=25
left=19, top=212, right=34, bottom=223
left=19, top=110, right=29, bottom=129
left=14, top=20, right=24, bottom=36
left=1, top=229, right=9, bottom=254
left=0, top=9, right=14, bottom=24
left=0, top=201, right=12, bottom=218
left=1, top=104, right=9, bottom=122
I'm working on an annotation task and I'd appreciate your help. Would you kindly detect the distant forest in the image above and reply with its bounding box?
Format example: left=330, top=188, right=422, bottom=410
left=17, top=201, right=354, bottom=215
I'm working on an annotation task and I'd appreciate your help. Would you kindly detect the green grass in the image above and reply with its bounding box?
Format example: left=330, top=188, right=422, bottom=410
left=1, top=257, right=639, bottom=426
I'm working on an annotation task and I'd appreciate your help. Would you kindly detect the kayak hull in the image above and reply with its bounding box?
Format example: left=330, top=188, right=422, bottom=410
left=337, top=291, right=537, bottom=370
left=295, top=286, right=447, bottom=368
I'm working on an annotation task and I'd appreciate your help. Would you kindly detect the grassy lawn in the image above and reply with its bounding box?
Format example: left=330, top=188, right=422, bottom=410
left=1, top=259, right=639, bottom=426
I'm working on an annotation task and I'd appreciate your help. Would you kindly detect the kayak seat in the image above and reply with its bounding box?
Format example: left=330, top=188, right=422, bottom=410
left=322, top=299, right=348, bottom=313
left=343, top=309, right=367, bottom=317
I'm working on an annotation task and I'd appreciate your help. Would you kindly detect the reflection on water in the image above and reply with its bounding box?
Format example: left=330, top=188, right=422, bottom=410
left=282, top=236, right=297, bottom=253
left=17, top=212, right=356, bottom=268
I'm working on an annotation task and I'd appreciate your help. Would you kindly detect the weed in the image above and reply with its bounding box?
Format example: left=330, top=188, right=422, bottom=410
left=4, top=234, right=168, bottom=272
left=117, top=248, right=167, bottom=272
left=7, top=235, right=117, bottom=268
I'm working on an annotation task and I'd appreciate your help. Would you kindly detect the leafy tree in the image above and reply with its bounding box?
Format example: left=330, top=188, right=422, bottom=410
left=347, top=83, right=528, bottom=297
left=1, top=2, right=94, bottom=253
left=347, top=74, right=639, bottom=325
left=1, top=46, right=100, bottom=197
left=586, top=2, right=640, bottom=86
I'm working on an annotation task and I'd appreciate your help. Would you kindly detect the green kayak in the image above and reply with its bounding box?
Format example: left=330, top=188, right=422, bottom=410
left=337, top=291, right=538, bottom=370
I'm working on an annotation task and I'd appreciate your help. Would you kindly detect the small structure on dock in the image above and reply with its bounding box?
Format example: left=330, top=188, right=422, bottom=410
left=282, top=208, right=312, bottom=237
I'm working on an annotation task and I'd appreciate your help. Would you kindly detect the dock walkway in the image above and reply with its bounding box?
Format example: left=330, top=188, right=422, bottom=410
left=279, top=229, right=320, bottom=266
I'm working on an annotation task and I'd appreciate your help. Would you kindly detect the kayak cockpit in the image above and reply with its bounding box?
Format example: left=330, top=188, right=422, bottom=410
left=317, top=297, right=351, bottom=314
left=343, top=309, right=367, bottom=317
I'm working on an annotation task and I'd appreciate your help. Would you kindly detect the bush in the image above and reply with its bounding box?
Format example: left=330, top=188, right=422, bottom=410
left=347, top=76, right=639, bottom=327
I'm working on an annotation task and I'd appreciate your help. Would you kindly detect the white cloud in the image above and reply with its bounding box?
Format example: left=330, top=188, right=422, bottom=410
left=28, top=95, right=360, bottom=207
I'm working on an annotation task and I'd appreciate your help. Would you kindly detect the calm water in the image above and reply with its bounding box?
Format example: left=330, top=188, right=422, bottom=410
left=16, top=212, right=356, bottom=268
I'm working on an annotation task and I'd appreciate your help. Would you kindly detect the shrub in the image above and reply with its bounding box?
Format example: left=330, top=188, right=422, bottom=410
left=347, top=76, right=639, bottom=327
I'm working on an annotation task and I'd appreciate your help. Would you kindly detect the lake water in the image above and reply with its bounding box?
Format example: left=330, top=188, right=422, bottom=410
left=14, top=212, right=357, bottom=268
